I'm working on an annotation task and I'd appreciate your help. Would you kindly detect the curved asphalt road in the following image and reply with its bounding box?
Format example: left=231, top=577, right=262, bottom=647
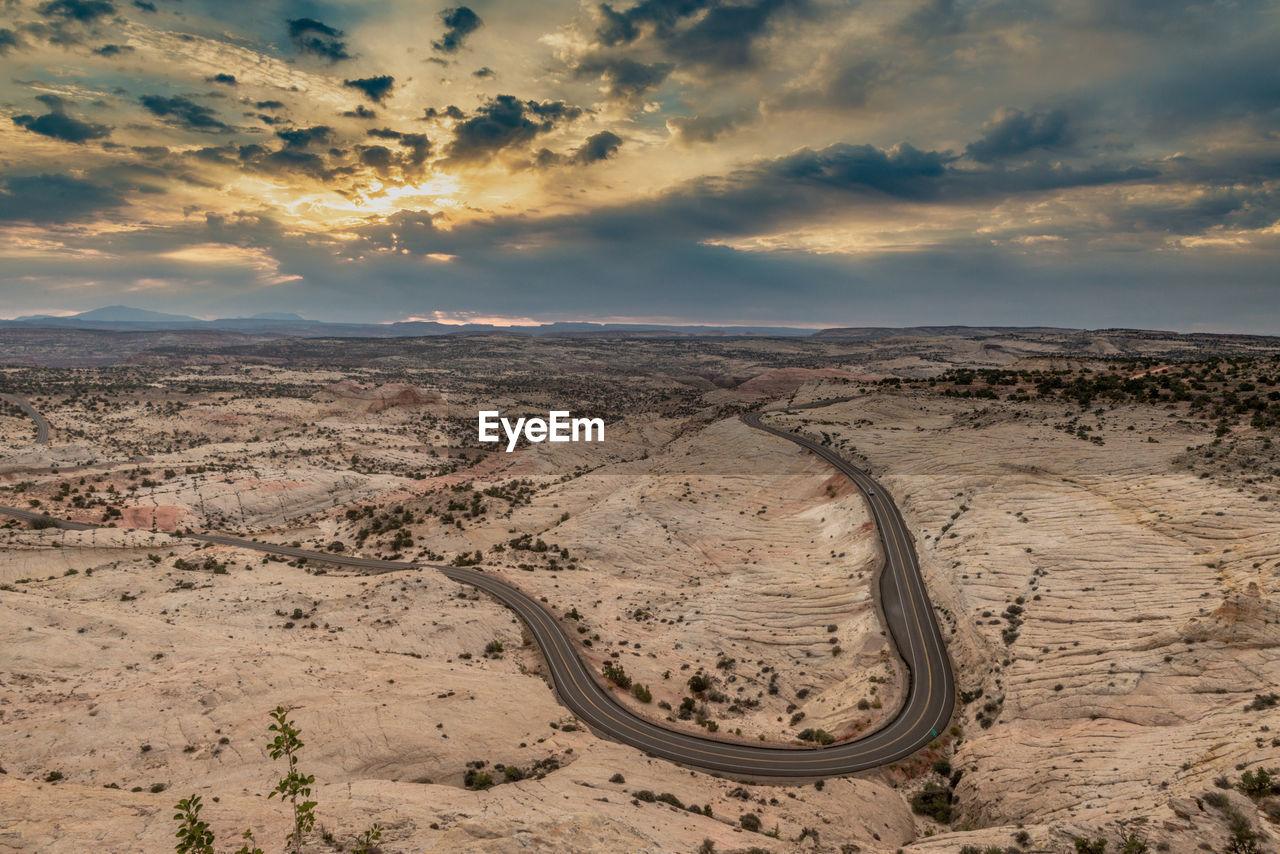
left=0, top=396, right=954, bottom=779
left=1, top=393, right=50, bottom=444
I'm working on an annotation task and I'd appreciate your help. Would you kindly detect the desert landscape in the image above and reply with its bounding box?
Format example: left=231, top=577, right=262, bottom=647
left=1, top=327, right=1278, bottom=853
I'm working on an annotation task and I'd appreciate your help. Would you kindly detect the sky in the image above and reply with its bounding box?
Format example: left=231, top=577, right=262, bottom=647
left=0, top=0, right=1278, bottom=330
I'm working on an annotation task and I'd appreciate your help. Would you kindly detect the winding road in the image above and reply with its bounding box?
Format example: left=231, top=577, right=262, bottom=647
left=0, top=393, right=50, bottom=444
left=0, top=394, right=954, bottom=779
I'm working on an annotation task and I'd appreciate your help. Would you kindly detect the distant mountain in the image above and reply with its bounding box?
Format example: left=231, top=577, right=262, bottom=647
left=62, top=305, right=200, bottom=323
left=0, top=307, right=817, bottom=338
left=812, top=325, right=1076, bottom=339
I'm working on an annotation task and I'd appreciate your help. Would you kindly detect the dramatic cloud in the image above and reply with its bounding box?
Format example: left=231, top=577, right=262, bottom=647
left=343, top=75, right=395, bottom=103
left=593, top=0, right=804, bottom=70
left=433, top=6, right=482, bottom=53
left=666, top=109, right=754, bottom=145
left=37, top=0, right=116, bottom=22
left=574, top=55, right=673, bottom=103
left=139, top=94, right=228, bottom=132
left=12, top=94, right=111, bottom=143
left=445, top=95, right=584, bottom=162
left=275, top=126, right=332, bottom=149
left=572, top=130, right=623, bottom=164
left=0, top=173, right=123, bottom=222
left=966, top=107, right=1073, bottom=163
left=536, top=131, right=624, bottom=168
left=286, top=17, right=351, bottom=62
left=0, top=0, right=1276, bottom=329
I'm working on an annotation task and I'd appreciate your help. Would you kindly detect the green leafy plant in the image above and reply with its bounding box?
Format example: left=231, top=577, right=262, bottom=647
left=352, top=823, right=382, bottom=854
left=173, top=796, right=215, bottom=854
left=267, top=706, right=317, bottom=853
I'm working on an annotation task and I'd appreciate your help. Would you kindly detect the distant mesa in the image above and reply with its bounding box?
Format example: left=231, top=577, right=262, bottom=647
left=249, top=312, right=307, bottom=321
left=17, top=305, right=200, bottom=324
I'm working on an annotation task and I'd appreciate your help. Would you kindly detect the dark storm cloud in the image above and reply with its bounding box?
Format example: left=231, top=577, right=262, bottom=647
left=445, top=95, right=584, bottom=162
left=398, top=132, right=432, bottom=167
left=0, top=172, right=123, bottom=222
left=0, top=28, right=21, bottom=54
left=275, top=126, right=332, bottom=149
left=255, top=100, right=285, bottom=110
left=364, top=138, right=1162, bottom=267
left=133, top=0, right=156, bottom=11
left=208, top=73, right=237, bottom=85
left=473, top=66, right=494, bottom=78
left=343, top=75, right=395, bottom=103
left=595, top=0, right=711, bottom=46
left=12, top=94, right=111, bottom=143
left=37, top=0, right=117, bottom=22
left=363, top=127, right=431, bottom=168
left=533, top=130, right=624, bottom=168
left=286, top=17, right=351, bottom=62
left=1107, top=185, right=1280, bottom=237
left=667, top=108, right=753, bottom=145
left=93, top=43, right=133, bottom=55
left=1140, top=41, right=1280, bottom=130
left=665, top=0, right=805, bottom=70
left=432, top=6, right=482, bottom=53
left=572, top=130, right=622, bottom=164
left=140, top=94, right=228, bottom=131
left=341, top=105, right=378, bottom=119
left=573, top=55, right=673, bottom=103
left=423, top=105, right=466, bottom=120
left=357, top=144, right=393, bottom=173
left=593, top=0, right=804, bottom=71
left=966, top=108, right=1072, bottom=163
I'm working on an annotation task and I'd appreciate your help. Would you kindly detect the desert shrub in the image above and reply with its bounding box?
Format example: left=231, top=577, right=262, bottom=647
left=911, top=783, right=953, bottom=823
left=1236, top=767, right=1278, bottom=799
left=603, top=661, right=631, bottom=689
left=631, top=683, right=652, bottom=703
left=1119, top=830, right=1149, bottom=853
left=1073, top=838, right=1107, bottom=854
left=464, top=770, right=493, bottom=790
left=739, top=812, right=762, bottom=832
left=1244, top=693, right=1278, bottom=711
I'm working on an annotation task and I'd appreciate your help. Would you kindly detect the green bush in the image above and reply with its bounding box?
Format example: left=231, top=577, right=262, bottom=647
left=1073, top=838, right=1107, bottom=854
left=603, top=661, right=631, bottom=689
left=910, top=783, right=953, bottom=824
left=1236, top=767, right=1278, bottom=799
left=739, top=812, right=762, bottom=832
left=630, top=683, right=652, bottom=703
left=464, top=770, right=493, bottom=790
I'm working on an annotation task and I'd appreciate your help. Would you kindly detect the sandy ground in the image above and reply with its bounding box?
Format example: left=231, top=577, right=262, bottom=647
left=3, top=364, right=1278, bottom=852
